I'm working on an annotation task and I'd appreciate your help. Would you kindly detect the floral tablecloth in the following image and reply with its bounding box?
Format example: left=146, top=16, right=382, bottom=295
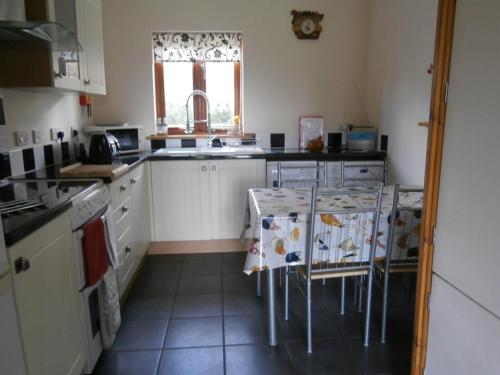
left=242, top=186, right=422, bottom=274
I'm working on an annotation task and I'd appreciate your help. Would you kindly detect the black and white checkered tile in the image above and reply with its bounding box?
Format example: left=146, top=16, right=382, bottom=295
left=0, top=141, right=84, bottom=180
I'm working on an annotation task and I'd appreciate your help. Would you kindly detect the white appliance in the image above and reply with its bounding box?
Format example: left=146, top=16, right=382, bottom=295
left=85, top=125, right=144, bottom=154
left=0, top=224, right=27, bottom=375
left=70, top=183, right=111, bottom=374
left=266, top=161, right=322, bottom=188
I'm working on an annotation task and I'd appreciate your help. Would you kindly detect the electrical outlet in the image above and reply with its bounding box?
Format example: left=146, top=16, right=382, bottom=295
left=14, top=131, right=30, bottom=147
left=32, top=129, right=41, bottom=144
left=70, top=126, right=79, bottom=140
left=50, top=128, right=62, bottom=141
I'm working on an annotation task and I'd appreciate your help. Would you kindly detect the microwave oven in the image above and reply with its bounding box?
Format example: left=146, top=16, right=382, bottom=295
left=85, top=125, right=144, bottom=154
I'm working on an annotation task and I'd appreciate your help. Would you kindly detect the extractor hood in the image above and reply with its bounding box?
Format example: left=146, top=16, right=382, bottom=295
left=0, top=0, right=82, bottom=51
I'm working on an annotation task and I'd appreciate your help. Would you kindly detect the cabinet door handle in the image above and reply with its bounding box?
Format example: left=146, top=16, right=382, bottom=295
left=14, top=257, right=30, bottom=274
left=201, top=165, right=207, bottom=172
left=130, top=178, right=137, bottom=184
left=84, top=79, right=90, bottom=86
left=120, top=184, right=127, bottom=192
left=125, top=245, right=132, bottom=253
left=54, top=72, right=62, bottom=79
left=211, top=165, right=216, bottom=171
left=122, top=205, right=129, bottom=214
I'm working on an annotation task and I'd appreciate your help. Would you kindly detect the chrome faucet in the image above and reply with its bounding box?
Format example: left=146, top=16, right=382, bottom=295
left=185, top=90, right=213, bottom=147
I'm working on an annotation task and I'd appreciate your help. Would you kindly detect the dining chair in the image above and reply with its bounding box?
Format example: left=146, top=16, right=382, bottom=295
left=374, top=184, right=423, bottom=343
left=284, top=184, right=384, bottom=352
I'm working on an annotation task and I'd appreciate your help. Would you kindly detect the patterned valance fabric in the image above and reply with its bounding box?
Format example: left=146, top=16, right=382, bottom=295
left=153, top=32, right=243, bottom=62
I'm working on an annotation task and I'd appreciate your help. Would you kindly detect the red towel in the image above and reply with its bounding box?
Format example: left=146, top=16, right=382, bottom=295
left=82, top=218, right=108, bottom=286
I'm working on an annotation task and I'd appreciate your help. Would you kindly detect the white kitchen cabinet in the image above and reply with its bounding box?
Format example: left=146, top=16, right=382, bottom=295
left=108, top=162, right=151, bottom=297
left=210, top=159, right=266, bottom=239
left=151, top=159, right=266, bottom=241
left=151, top=160, right=211, bottom=241
left=130, top=162, right=151, bottom=259
left=8, top=211, right=85, bottom=375
left=76, top=0, right=106, bottom=95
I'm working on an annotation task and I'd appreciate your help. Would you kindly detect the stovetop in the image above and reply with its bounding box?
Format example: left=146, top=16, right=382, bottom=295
left=0, top=180, right=97, bottom=247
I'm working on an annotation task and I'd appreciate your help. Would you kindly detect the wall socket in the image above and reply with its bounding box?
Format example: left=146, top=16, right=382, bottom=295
left=32, top=129, right=41, bottom=144
left=50, top=128, right=62, bottom=141
left=14, top=131, right=30, bottom=147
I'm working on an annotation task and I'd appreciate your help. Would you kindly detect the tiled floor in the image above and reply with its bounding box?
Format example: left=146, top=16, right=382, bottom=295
left=92, top=252, right=414, bottom=375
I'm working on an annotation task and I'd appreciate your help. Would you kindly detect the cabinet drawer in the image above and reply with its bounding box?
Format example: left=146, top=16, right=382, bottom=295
left=117, top=225, right=131, bottom=255
left=110, top=173, right=131, bottom=207
left=117, top=239, right=136, bottom=296
left=130, top=162, right=145, bottom=181
left=113, top=197, right=131, bottom=225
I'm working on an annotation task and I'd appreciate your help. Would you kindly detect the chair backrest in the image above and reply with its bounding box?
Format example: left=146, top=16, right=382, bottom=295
left=385, top=184, right=424, bottom=266
left=305, top=184, right=384, bottom=279
left=277, top=161, right=326, bottom=188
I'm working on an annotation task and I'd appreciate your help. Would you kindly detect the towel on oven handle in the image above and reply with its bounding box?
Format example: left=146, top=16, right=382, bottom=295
left=98, top=266, right=121, bottom=349
left=103, top=205, right=119, bottom=270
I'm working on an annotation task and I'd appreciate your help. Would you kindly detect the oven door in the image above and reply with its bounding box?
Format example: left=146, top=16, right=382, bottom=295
left=106, top=128, right=141, bottom=154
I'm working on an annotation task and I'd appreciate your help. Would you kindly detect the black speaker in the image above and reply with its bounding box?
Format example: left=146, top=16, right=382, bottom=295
left=270, top=133, right=285, bottom=148
left=380, top=134, right=388, bottom=152
left=327, top=132, right=342, bottom=150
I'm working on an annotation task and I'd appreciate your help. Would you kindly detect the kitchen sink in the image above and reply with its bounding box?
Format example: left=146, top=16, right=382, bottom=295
left=154, top=146, right=264, bottom=156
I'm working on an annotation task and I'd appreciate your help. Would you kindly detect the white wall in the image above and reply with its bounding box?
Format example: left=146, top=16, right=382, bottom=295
left=0, top=89, right=90, bottom=152
left=93, top=0, right=370, bottom=148
left=365, top=0, right=437, bottom=185
left=427, top=0, right=500, bottom=373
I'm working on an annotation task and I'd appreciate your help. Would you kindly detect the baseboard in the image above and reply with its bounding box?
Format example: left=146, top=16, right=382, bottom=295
left=148, top=239, right=248, bottom=254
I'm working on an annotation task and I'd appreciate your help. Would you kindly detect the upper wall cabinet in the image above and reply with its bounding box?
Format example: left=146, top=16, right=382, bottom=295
left=76, top=0, right=106, bottom=95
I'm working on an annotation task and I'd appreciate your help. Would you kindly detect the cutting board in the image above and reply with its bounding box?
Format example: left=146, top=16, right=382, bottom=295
left=59, top=163, right=129, bottom=180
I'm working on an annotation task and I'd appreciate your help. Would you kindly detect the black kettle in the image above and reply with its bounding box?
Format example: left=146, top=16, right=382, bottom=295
left=88, top=132, right=120, bottom=164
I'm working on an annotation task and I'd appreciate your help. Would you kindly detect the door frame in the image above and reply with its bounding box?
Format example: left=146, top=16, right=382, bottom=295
left=411, top=0, right=456, bottom=373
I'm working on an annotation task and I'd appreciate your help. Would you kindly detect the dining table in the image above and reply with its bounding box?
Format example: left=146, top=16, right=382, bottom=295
left=241, top=185, right=423, bottom=346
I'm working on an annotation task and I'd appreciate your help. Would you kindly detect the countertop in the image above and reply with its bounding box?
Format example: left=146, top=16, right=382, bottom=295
left=9, top=149, right=385, bottom=184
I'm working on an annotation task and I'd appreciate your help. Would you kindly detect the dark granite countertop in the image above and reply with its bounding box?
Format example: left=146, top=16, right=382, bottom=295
left=263, top=148, right=386, bottom=161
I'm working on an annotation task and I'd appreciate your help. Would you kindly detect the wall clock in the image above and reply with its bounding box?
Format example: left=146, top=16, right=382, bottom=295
left=291, top=10, right=324, bottom=40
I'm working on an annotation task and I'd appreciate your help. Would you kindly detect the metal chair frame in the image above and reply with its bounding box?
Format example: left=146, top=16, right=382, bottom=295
left=373, top=184, right=423, bottom=343
left=284, top=185, right=384, bottom=352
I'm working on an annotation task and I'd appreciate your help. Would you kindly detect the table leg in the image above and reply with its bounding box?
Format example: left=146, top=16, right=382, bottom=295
left=256, top=271, right=262, bottom=297
left=267, top=268, right=278, bottom=346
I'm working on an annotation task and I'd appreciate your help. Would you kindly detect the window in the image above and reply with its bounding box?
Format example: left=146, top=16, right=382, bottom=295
left=153, top=32, right=242, bottom=133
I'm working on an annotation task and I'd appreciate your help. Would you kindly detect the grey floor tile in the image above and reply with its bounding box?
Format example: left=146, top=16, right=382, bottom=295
left=224, top=293, right=265, bottom=316
left=225, top=343, right=293, bottom=375
left=92, top=350, right=160, bottom=375
left=128, top=276, right=178, bottom=299
left=222, top=253, right=247, bottom=274
left=224, top=314, right=270, bottom=345
left=164, top=316, right=223, bottom=348
left=111, top=320, right=167, bottom=351
left=177, top=274, right=222, bottom=295
left=144, top=254, right=185, bottom=265
left=141, top=261, right=182, bottom=278
left=122, top=296, right=173, bottom=321
left=223, top=273, right=258, bottom=294
left=171, top=294, right=222, bottom=318
left=287, top=339, right=364, bottom=375
left=184, top=253, right=222, bottom=262
left=278, top=308, right=342, bottom=341
left=158, top=347, right=224, bottom=375
left=182, top=259, right=221, bottom=276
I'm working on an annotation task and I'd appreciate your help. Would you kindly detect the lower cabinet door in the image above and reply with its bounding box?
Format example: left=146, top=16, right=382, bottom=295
left=151, top=160, right=211, bottom=241
left=9, top=212, right=85, bottom=375
left=210, top=159, right=266, bottom=239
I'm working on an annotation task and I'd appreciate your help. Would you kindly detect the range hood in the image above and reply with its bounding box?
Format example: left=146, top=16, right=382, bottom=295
left=0, top=0, right=82, bottom=51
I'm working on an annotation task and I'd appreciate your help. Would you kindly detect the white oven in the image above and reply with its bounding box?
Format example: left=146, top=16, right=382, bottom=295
left=70, top=185, right=111, bottom=374
left=85, top=125, right=145, bottom=154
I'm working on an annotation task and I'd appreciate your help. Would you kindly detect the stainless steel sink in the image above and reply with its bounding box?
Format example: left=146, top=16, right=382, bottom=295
left=154, top=146, right=264, bottom=156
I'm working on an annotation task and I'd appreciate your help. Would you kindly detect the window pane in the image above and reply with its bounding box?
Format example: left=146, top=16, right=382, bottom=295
left=163, top=62, right=193, bottom=127
left=205, top=62, right=234, bottom=127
